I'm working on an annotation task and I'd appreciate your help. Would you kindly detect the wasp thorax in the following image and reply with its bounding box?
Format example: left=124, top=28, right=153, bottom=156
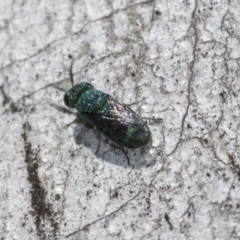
left=64, top=82, right=93, bottom=108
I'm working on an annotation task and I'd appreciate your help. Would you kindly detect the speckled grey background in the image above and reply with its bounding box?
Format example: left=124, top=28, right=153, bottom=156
left=0, top=0, right=240, bottom=239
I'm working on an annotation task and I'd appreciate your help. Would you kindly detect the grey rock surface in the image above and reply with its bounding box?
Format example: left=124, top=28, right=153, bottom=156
left=0, top=0, right=240, bottom=239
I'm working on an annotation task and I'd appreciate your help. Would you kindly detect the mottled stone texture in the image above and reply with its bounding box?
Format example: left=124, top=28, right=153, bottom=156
left=0, top=0, right=240, bottom=240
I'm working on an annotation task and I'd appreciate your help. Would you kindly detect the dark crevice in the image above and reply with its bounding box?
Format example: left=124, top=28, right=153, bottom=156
left=168, top=0, right=199, bottom=155
left=65, top=189, right=143, bottom=238
left=21, top=122, right=58, bottom=239
left=164, top=213, right=173, bottom=230
left=0, top=85, right=11, bottom=106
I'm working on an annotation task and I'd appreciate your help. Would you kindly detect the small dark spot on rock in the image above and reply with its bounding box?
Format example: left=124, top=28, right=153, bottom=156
left=55, top=194, right=60, bottom=200
left=86, top=190, right=92, bottom=197
left=111, top=190, right=119, bottom=199
left=130, top=72, right=136, bottom=78
left=10, top=102, right=22, bottom=113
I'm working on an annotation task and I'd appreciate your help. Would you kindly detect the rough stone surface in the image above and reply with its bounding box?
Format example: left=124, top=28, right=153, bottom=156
left=0, top=0, right=240, bottom=239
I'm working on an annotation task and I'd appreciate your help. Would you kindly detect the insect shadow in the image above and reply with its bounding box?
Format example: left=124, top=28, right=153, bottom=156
left=52, top=102, right=157, bottom=169
left=53, top=56, right=159, bottom=168
left=72, top=116, right=156, bottom=168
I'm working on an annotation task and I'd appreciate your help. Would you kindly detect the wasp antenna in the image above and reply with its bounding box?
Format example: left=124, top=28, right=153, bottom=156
left=69, top=58, right=74, bottom=86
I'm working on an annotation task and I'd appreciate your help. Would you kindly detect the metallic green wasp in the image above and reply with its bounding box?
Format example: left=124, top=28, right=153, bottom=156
left=64, top=60, right=150, bottom=163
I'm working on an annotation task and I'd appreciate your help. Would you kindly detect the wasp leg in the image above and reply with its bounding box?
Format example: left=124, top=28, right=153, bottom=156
left=68, top=54, right=75, bottom=87
left=125, top=97, right=146, bottom=107
left=142, top=117, right=163, bottom=125
left=64, top=118, right=78, bottom=128
left=95, top=132, right=101, bottom=154
left=119, top=145, right=130, bottom=166
left=50, top=103, right=76, bottom=115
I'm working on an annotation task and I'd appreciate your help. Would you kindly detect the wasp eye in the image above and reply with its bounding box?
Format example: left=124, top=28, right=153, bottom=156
left=64, top=93, right=69, bottom=107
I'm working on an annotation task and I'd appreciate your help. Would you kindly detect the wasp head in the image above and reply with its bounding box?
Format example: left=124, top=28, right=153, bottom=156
left=64, top=82, right=93, bottom=108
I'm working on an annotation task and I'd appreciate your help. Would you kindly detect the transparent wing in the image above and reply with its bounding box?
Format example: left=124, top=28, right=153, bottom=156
left=81, top=96, right=150, bottom=148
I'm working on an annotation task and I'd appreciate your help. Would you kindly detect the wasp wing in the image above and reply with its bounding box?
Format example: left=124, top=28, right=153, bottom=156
left=81, top=96, right=150, bottom=148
